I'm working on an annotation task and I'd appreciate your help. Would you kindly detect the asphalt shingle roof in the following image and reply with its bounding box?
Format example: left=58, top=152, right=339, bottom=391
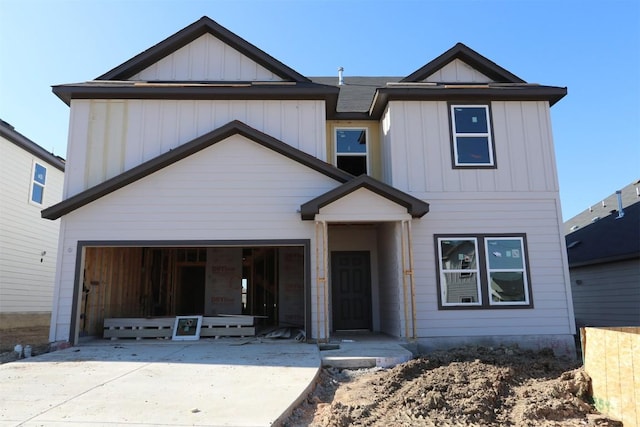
left=310, top=77, right=401, bottom=112
left=564, top=180, right=640, bottom=266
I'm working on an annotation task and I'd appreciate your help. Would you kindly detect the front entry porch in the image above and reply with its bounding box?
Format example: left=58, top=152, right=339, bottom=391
left=313, top=220, right=419, bottom=342
left=301, top=175, right=429, bottom=343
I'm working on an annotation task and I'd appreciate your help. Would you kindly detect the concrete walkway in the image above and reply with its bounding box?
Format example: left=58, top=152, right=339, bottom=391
left=0, top=339, right=320, bottom=427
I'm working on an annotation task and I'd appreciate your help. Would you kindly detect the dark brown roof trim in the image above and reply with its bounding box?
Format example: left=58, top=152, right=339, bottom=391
left=98, top=17, right=310, bottom=83
left=0, top=119, right=65, bottom=171
left=401, top=43, right=525, bottom=84
left=568, top=252, right=640, bottom=269
left=326, top=112, right=373, bottom=121
left=52, top=81, right=339, bottom=108
left=300, top=174, right=430, bottom=220
left=42, top=120, right=352, bottom=220
left=369, top=85, right=567, bottom=118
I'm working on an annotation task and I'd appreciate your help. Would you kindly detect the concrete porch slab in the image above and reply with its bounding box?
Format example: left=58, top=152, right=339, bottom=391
left=320, top=335, right=416, bottom=369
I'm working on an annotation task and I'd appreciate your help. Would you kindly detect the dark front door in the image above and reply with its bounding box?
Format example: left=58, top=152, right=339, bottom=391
left=178, top=266, right=205, bottom=315
left=331, top=251, right=372, bottom=330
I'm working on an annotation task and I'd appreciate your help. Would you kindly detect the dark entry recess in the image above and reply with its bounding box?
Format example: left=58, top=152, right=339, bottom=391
left=331, top=251, right=372, bottom=330
left=178, top=266, right=205, bottom=315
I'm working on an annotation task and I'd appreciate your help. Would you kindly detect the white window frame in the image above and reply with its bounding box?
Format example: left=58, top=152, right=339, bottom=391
left=334, top=127, right=369, bottom=175
left=437, top=237, right=482, bottom=307
left=29, top=161, right=47, bottom=206
left=450, top=104, right=495, bottom=167
left=485, top=237, right=530, bottom=306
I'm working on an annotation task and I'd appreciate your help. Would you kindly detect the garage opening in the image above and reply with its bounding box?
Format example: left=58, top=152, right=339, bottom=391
left=78, top=245, right=306, bottom=338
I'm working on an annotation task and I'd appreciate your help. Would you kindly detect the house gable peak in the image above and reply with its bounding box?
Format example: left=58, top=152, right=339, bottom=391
left=401, top=42, right=526, bottom=84
left=300, top=175, right=430, bottom=220
left=41, top=120, right=350, bottom=220
left=97, top=16, right=311, bottom=83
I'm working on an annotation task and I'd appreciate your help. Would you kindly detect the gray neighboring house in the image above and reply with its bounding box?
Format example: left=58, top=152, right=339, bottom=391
left=564, top=180, right=640, bottom=328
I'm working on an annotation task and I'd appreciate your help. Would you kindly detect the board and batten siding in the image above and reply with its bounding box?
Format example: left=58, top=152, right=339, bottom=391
left=0, top=137, right=63, bottom=313
left=130, top=33, right=284, bottom=82
left=423, top=59, right=495, bottom=83
left=64, top=99, right=326, bottom=198
left=378, top=221, right=404, bottom=336
left=409, top=195, right=575, bottom=339
left=49, top=134, right=339, bottom=342
left=570, top=259, right=640, bottom=328
left=382, top=100, right=560, bottom=194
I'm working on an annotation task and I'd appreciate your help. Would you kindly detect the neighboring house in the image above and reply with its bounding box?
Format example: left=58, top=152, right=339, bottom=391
left=564, top=181, right=640, bottom=328
left=43, top=17, right=576, bottom=355
left=0, top=119, right=64, bottom=334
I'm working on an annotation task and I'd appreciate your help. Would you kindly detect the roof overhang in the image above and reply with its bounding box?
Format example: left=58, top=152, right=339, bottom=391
left=300, top=175, right=429, bottom=221
left=0, top=121, right=65, bottom=171
left=369, top=84, right=567, bottom=118
left=52, top=81, right=339, bottom=113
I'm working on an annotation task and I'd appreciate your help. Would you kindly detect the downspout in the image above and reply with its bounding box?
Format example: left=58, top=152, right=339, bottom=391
left=322, top=220, right=329, bottom=341
left=401, top=220, right=410, bottom=339
left=315, top=221, right=321, bottom=342
left=407, top=220, right=417, bottom=339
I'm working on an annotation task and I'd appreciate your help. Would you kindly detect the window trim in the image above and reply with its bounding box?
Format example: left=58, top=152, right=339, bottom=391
left=435, top=233, right=533, bottom=310
left=334, top=127, right=369, bottom=175
left=29, top=161, right=47, bottom=206
left=448, top=103, right=497, bottom=169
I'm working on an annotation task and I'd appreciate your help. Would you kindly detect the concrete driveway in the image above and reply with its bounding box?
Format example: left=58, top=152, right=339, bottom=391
left=0, top=339, right=320, bottom=426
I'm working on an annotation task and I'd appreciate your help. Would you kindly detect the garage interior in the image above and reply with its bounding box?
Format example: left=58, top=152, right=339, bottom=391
left=78, top=246, right=306, bottom=338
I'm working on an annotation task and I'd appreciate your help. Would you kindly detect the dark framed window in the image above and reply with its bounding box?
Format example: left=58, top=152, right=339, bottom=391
left=30, top=162, right=47, bottom=205
left=449, top=104, right=496, bottom=168
left=335, top=128, right=368, bottom=175
left=435, top=234, right=533, bottom=309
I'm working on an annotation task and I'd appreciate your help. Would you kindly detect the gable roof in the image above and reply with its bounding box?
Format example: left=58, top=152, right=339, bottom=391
left=42, top=120, right=352, bottom=220
left=401, top=43, right=525, bottom=83
left=565, top=180, right=640, bottom=267
left=0, top=119, right=65, bottom=171
left=98, top=16, right=310, bottom=82
left=300, top=174, right=430, bottom=220
left=52, top=19, right=566, bottom=116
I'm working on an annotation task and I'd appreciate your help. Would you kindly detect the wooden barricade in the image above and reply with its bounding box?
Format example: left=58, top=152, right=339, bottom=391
left=581, top=326, right=639, bottom=427
left=200, top=315, right=255, bottom=338
left=104, top=315, right=256, bottom=340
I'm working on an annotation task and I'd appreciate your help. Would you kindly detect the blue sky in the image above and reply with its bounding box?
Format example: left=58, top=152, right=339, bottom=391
left=1, top=0, right=638, bottom=220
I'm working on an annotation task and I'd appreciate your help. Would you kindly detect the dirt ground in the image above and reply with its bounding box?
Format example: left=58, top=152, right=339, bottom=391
left=0, top=326, right=51, bottom=364
left=283, top=345, right=623, bottom=427
left=0, top=331, right=624, bottom=426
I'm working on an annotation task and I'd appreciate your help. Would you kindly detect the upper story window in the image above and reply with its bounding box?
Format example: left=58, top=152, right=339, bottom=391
left=335, top=128, right=368, bottom=176
left=30, top=162, right=47, bottom=205
left=450, top=105, right=495, bottom=168
left=436, top=234, right=532, bottom=309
